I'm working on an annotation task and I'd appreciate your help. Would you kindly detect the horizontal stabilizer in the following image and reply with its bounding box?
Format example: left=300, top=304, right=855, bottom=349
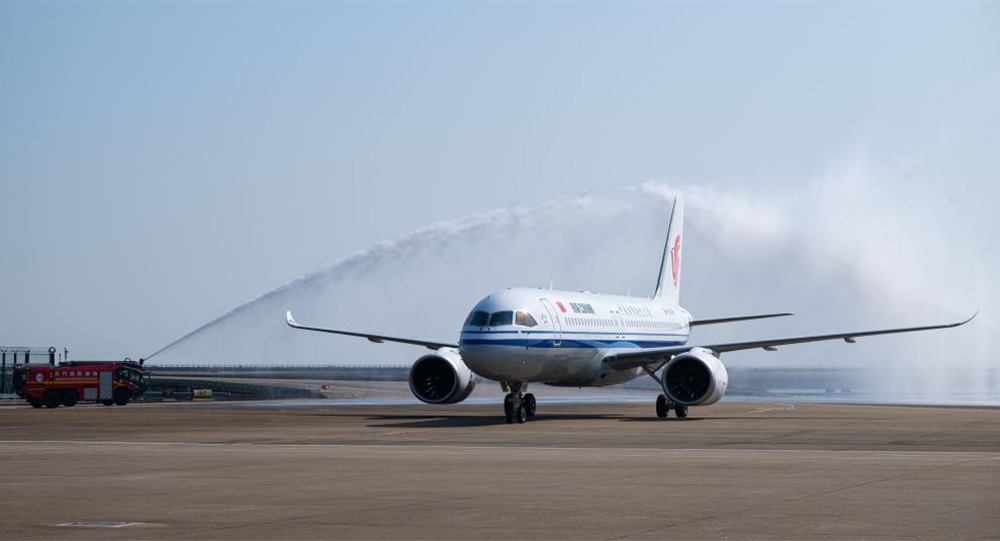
left=690, top=312, right=794, bottom=326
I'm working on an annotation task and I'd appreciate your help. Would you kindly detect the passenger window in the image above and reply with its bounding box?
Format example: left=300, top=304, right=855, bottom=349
left=468, top=311, right=489, bottom=327
left=515, top=311, right=538, bottom=327
left=489, top=311, right=513, bottom=327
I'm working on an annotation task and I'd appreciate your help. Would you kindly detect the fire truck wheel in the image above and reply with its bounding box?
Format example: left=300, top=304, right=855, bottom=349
left=43, top=391, right=61, bottom=408
left=61, top=390, right=78, bottom=408
left=100, top=400, right=114, bottom=406
left=114, top=389, right=130, bottom=406
left=28, top=398, right=42, bottom=408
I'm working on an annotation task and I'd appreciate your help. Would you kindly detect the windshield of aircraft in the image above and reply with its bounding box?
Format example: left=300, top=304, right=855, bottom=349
left=466, top=310, right=489, bottom=326
left=488, top=311, right=513, bottom=327
left=515, top=311, right=538, bottom=327
left=465, top=310, right=538, bottom=327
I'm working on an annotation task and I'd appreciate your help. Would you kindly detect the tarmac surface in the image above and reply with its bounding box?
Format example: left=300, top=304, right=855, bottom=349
left=1, top=399, right=998, bottom=539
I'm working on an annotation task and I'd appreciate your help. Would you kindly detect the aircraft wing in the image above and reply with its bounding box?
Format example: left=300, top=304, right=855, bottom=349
left=690, top=312, right=793, bottom=326
left=285, top=311, right=458, bottom=351
left=603, top=313, right=977, bottom=371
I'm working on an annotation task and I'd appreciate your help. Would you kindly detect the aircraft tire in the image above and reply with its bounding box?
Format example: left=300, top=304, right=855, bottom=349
left=524, top=393, right=536, bottom=417
left=503, top=394, right=514, bottom=424
left=656, top=394, right=669, bottom=418
left=515, top=405, right=527, bottom=424
left=674, top=405, right=688, bottom=418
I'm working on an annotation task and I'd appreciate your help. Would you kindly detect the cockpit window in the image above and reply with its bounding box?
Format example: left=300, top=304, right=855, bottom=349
left=467, top=311, right=489, bottom=327
left=488, top=311, right=513, bottom=327
left=515, top=311, right=538, bottom=327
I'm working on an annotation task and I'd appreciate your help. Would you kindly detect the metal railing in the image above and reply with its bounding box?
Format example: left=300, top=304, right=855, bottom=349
left=0, top=346, right=66, bottom=394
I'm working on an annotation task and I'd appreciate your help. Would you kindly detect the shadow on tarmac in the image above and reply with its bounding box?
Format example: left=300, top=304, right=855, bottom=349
left=364, top=413, right=706, bottom=428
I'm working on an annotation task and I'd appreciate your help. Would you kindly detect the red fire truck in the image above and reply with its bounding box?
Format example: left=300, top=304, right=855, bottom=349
left=13, top=359, right=147, bottom=408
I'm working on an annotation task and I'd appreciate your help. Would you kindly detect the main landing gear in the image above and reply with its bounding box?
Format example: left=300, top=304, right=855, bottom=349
left=502, top=383, right=536, bottom=424
left=655, top=394, right=688, bottom=419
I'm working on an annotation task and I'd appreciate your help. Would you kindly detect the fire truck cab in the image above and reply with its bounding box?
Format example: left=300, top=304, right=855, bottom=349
left=14, top=359, right=147, bottom=408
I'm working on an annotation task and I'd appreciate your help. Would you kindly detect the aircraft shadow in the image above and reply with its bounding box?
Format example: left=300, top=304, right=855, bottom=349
left=367, top=413, right=704, bottom=428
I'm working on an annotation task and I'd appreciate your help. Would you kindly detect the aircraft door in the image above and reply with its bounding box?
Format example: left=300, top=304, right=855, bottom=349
left=539, top=299, right=562, bottom=347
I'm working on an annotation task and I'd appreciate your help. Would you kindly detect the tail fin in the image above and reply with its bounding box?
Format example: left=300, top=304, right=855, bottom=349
left=653, top=194, right=684, bottom=304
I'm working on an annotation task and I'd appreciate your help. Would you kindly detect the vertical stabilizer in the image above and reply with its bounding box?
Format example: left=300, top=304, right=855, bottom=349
left=653, top=195, right=684, bottom=304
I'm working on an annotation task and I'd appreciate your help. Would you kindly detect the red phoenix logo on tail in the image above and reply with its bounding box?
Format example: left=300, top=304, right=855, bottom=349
left=670, top=235, right=682, bottom=288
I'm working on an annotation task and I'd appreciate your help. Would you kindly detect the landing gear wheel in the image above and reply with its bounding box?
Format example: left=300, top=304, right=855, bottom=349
left=114, top=389, right=130, bottom=406
left=674, top=405, right=688, bottom=418
left=44, top=391, right=60, bottom=408
left=524, top=393, right=536, bottom=417
left=502, top=383, right=529, bottom=424
left=503, top=394, right=514, bottom=424
left=61, top=390, right=78, bottom=407
left=656, top=394, right=669, bottom=418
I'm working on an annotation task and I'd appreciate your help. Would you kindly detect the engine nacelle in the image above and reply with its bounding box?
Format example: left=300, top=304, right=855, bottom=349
left=408, top=349, right=476, bottom=404
left=661, top=348, right=729, bottom=406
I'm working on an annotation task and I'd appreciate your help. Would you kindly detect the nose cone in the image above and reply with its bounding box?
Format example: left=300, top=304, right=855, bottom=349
left=458, top=288, right=549, bottom=381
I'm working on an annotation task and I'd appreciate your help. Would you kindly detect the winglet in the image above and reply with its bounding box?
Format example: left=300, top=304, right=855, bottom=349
left=286, top=310, right=298, bottom=327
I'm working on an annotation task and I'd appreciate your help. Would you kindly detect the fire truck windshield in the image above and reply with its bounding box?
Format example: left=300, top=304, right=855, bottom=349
left=116, top=368, right=144, bottom=386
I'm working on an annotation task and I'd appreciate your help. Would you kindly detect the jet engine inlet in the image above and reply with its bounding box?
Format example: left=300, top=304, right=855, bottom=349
left=408, top=349, right=476, bottom=404
left=661, top=348, right=728, bottom=406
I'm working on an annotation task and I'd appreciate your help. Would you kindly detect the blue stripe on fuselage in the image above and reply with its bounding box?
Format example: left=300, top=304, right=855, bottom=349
left=459, top=338, right=686, bottom=349
left=461, top=329, right=688, bottom=337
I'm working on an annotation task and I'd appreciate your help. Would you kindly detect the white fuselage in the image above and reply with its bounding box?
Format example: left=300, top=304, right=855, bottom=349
left=458, top=288, right=691, bottom=386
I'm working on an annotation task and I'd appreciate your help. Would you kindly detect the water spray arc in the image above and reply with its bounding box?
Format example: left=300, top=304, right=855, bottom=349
left=147, top=179, right=994, bottom=405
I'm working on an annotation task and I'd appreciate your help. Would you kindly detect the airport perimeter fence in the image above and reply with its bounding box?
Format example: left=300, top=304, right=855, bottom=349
left=144, top=364, right=869, bottom=393
left=0, top=346, right=68, bottom=396
left=622, top=366, right=866, bottom=394
left=146, top=364, right=412, bottom=381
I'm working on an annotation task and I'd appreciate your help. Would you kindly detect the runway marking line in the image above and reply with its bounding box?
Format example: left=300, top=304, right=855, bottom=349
left=745, top=404, right=797, bottom=414
left=55, top=521, right=152, bottom=529
left=2, top=440, right=998, bottom=461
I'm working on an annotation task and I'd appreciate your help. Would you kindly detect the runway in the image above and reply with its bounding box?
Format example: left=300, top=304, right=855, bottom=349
left=1, top=401, right=998, bottom=539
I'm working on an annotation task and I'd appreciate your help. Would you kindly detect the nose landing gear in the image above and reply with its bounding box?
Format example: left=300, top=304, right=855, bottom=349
left=523, top=393, right=536, bottom=417
left=502, top=383, right=535, bottom=424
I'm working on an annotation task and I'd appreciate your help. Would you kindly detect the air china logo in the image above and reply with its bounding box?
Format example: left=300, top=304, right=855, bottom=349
left=670, top=235, right=682, bottom=287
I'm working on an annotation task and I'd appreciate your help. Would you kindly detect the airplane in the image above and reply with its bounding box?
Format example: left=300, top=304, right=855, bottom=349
left=286, top=195, right=975, bottom=424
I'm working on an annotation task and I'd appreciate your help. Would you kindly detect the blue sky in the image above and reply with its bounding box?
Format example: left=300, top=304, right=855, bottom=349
left=1, top=1, right=997, bottom=361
